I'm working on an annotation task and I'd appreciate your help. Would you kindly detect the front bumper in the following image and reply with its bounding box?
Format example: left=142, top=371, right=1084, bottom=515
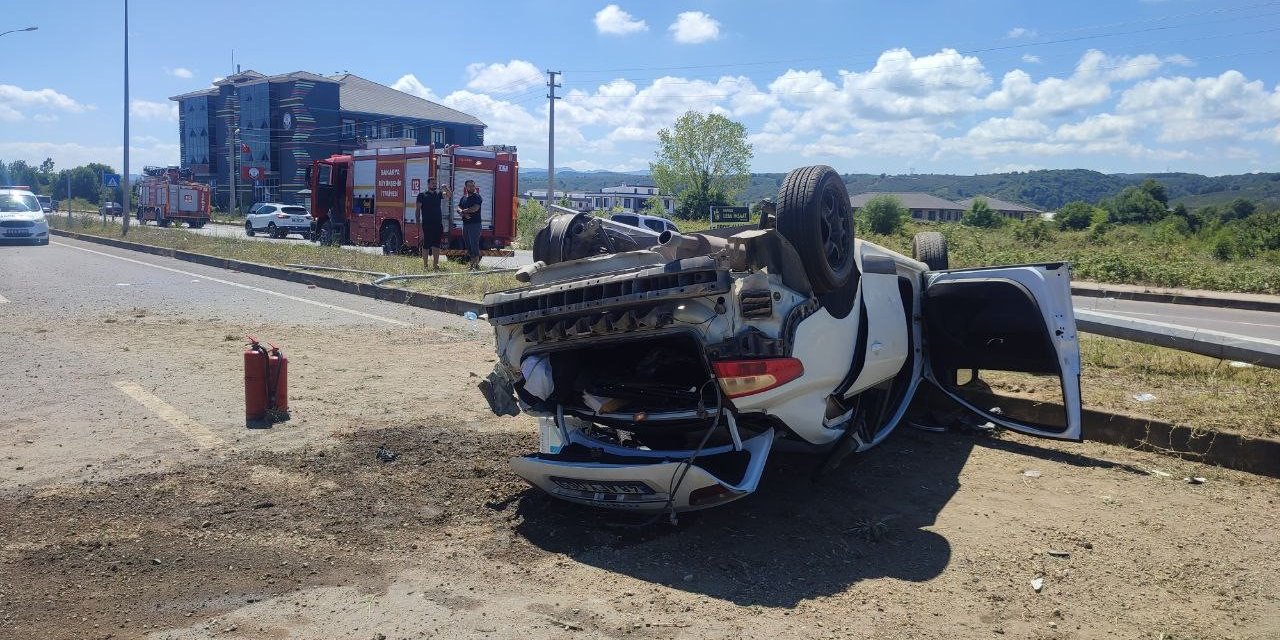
left=511, top=422, right=774, bottom=512
left=0, top=221, right=48, bottom=244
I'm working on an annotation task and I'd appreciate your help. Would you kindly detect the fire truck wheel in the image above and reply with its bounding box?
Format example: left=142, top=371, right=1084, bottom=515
left=380, top=224, right=403, bottom=255
left=245, top=221, right=256, bottom=237
left=158, top=217, right=170, bottom=228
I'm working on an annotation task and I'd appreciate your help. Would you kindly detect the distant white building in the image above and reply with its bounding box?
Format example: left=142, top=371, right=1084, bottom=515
left=523, top=184, right=676, bottom=215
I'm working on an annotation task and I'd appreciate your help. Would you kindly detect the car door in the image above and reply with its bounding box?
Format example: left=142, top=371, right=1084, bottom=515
left=252, top=205, right=273, bottom=230
left=921, top=263, right=1081, bottom=441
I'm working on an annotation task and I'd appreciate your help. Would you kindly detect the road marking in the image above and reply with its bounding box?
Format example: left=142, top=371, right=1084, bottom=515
left=54, top=241, right=411, bottom=326
left=113, top=381, right=223, bottom=448
left=0, top=292, right=8, bottom=304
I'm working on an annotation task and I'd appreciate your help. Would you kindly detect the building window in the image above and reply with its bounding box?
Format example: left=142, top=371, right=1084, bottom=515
left=381, top=124, right=392, bottom=139
left=431, top=127, right=446, bottom=146
left=403, top=125, right=415, bottom=140
left=366, top=123, right=377, bottom=138
left=624, top=198, right=633, bottom=209
left=342, top=119, right=355, bottom=136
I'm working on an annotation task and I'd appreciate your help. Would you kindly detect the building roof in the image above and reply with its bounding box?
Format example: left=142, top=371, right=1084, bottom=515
left=957, top=196, right=1042, bottom=213
left=329, top=73, right=486, bottom=128
left=850, top=192, right=963, bottom=210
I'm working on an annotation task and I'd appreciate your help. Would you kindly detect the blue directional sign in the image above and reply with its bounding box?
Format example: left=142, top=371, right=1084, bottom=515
left=102, top=173, right=121, bottom=188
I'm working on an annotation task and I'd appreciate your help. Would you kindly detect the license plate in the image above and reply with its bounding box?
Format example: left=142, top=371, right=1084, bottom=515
left=4, top=231, right=30, bottom=237
left=550, top=477, right=654, bottom=495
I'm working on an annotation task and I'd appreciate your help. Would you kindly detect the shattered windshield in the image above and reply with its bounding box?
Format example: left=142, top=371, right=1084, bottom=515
left=0, top=194, right=40, bottom=213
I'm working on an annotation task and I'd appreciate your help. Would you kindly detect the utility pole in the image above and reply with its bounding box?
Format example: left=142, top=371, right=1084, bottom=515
left=546, top=70, right=561, bottom=210
left=229, top=88, right=238, bottom=216
left=121, top=0, right=131, bottom=236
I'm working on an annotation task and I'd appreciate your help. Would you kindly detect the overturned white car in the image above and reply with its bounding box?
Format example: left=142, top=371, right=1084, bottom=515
left=480, top=166, right=1081, bottom=513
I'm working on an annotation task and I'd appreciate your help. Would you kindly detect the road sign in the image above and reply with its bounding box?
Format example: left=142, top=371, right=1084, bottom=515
left=710, top=205, right=750, bottom=228
left=102, top=173, right=121, bottom=188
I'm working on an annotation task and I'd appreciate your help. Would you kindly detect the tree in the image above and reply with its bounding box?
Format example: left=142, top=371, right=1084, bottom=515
left=1139, top=178, right=1168, bottom=207
left=1105, top=186, right=1166, bottom=224
left=962, top=197, right=1004, bottom=228
left=650, top=111, right=753, bottom=220
left=1055, top=201, right=1095, bottom=231
left=641, top=196, right=668, bottom=218
left=39, top=157, right=54, bottom=179
left=859, top=195, right=907, bottom=235
left=1222, top=198, right=1256, bottom=223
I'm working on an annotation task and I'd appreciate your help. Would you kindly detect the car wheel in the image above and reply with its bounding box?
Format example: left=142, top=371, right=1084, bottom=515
left=245, top=221, right=256, bottom=237
left=380, top=224, right=403, bottom=255
left=268, top=222, right=280, bottom=238
left=775, top=165, right=856, bottom=294
left=912, top=231, right=949, bottom=271
left=158, top=217, right=170, bottom=227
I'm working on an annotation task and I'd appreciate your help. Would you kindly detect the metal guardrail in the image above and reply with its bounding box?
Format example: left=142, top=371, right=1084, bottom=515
left=1075, top=309, right=1280, bottom=369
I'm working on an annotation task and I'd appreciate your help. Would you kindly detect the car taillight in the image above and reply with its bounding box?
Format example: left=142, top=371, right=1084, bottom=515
left=688, top=483, right=740, bottom=507
left=275, top=213, right=289, bottom=218
left=711, top=357, right=804, bottom=398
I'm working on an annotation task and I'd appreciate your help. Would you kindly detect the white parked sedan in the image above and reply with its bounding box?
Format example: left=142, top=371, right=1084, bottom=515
left=245, top=203, right=311, bottom=238
left=0, top=188, right=50, bottom=246
left=480, top=165, right=1081, bottom=514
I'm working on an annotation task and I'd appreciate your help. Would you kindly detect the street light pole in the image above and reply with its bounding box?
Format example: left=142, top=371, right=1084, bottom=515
left=121, top=0, right=130, bottom=236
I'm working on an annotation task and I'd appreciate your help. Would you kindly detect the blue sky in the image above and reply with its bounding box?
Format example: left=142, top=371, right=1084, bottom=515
left=2, top=0, right=1279, bottom=176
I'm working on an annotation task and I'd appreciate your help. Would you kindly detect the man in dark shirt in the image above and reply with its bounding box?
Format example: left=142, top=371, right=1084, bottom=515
left=456, top=179, right=484, bottom=270
left=416, top=178, right=449, bottom=271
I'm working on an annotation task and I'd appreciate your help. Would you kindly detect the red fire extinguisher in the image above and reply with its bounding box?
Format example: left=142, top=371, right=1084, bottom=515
left=245, top=336, right=289, bottom=428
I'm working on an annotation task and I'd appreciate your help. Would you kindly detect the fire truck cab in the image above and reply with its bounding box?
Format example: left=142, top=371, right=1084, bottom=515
left=308, top=145, right=518, bottom=256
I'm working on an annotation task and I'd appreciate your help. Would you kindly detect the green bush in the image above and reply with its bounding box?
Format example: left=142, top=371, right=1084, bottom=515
left=962, top=197, right=1005, bottom=228
left=1055, top=201, right=1094, bottom=231
left=515, top=198, right=549, bottom=250
left=859, top=194, right=907, bottom=235
left=1013, top=218, right=1055, bottom=247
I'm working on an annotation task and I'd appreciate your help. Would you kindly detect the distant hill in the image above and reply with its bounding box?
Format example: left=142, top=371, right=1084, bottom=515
left=521, top=168, right=1280, bottom=212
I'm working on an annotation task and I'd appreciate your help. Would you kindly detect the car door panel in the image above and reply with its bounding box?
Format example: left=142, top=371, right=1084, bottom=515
left=922, top=263, right=1081, bottom=441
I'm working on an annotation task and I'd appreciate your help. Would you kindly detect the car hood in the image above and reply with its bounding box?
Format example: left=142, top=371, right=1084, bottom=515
left=0, top=211, right=46, bottom=222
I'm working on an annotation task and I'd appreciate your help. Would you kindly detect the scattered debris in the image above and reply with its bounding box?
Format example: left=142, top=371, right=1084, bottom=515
left=1228, top=361, right=1254, bottom=368
left=1022, top=469, right=1042, bottom=478
left=1186, top=476, right=1207, bottom=485
left=1030, top=577, right=1045, bottom=593
left=1147, top=469, right=1172, bottom=477
left=151, top=558, right=162, bottom=565
left=1132, top=393, right=1156, bottom=402
left=375, top=445, right=398, bottom=463
left=1046, top=550, right=1071, bottom=558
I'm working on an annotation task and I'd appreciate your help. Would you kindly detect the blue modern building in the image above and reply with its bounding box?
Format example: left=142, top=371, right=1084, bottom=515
left=170, top=70, right=486, bottom=210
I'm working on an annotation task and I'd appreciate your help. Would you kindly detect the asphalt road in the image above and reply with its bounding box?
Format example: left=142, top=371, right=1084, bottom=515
left=1072, top=295, right=1279, bottom=341
left=0, top=236, right=484, bottom=487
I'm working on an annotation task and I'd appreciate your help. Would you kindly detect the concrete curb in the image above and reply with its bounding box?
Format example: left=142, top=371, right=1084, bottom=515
left=1083, top=408, right=1280, bottom=479
left=50, top=228, right=1278, bottom=478
left=49, top=228, right=483, bottom=316
left=1072, top=282, right=1280, bottom=313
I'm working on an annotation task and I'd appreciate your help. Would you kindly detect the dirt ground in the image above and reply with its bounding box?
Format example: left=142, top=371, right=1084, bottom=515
left=1, top=240, right=1278, bottom=639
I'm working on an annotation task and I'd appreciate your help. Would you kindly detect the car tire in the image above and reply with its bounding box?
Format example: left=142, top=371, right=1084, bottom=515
left=268, top=222, right=280, bottom=238
left=911, top=231, right=949, bottom=271
left=245, top=221, right=256, bottom=237
left=158, top=217, right=170, bottom=228
left=380, top=224, right=403, bottom=255
left=775, top=165, right=856, bottom=294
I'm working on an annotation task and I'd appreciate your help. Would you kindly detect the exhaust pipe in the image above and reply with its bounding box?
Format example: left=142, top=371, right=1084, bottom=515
left=656, top=230, right=729, bottom=261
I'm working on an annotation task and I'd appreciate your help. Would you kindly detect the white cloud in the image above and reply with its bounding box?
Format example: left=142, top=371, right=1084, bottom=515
left=0, top=139, right=177, bottom=170
left=32, top=114, right=58, bottom=123
left=966, top=117, right=1051, bottom=141
left=166, top=67, right=194, bottom=79
left=1117, top=70, right=1280, bottom=142
left=669, top=11, right=720, bottom=44
left=1021, top=54, right=1041, bottom=64
left=990, top=163, right=1042, bottom=173
left=390, top=74, right=441, bottom=102
left=594, top=5, right=647, bottom=35
left=1007, top=27, right=1037, bottom=39
left=0, top=84, right=92, bottom=122
left=131, top=99, right=178, bottom=121
left=465, top=60, right=543, bottom=94
left=1054, top=113, right=1137, bottom=142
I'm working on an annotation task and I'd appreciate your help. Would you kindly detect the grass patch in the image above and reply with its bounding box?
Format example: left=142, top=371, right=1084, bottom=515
left=51, top=216, right=517, bottom=301
left=862, top=222, right=1280, bottom=294
left=1077, top=334, right=1280, bottom=439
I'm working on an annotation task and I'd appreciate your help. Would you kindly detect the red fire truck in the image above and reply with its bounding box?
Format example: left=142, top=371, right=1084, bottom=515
left=307, top=145, right=518, bottom=256
left=135, top=166, right=212, bottom=228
